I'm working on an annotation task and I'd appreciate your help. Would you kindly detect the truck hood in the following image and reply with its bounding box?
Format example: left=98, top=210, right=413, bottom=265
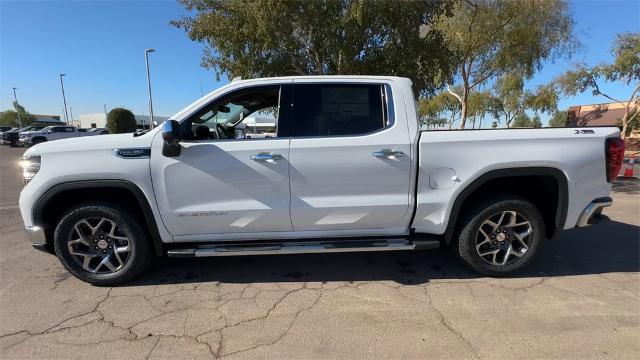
left=24, top=132, right=156, bottom=156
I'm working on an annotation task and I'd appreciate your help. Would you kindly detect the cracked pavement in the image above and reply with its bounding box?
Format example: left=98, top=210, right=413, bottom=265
left=1, top=146, right=639, bottom=359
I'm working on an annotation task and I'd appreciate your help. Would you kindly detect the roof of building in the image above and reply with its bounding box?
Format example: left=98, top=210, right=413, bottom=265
left=567, top=102, right=626, bottom=127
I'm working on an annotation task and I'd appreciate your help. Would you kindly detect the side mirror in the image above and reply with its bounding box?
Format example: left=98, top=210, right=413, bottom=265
left=47, top=130, right=53, bottom=134
left=162, top=120, right=181, bottom=157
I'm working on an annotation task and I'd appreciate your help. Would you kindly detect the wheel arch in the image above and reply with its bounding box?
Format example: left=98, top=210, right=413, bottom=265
left=443, top=167, right=569, bottom=244
left=33, top=180, right=163, bottom=256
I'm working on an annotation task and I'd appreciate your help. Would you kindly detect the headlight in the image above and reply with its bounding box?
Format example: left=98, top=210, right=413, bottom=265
left=19, top=155, right=40, bottom=184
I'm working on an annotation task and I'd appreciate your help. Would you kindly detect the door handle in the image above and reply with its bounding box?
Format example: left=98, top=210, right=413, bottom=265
left=373, top=149, right=406, bottom=158
left=250, top=153, right=284, bottom=161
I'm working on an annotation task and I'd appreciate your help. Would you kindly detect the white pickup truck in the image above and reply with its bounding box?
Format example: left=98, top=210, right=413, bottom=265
left=19, top=76, right=624, bottom=285
left=18, top=125, right=97, bottom=146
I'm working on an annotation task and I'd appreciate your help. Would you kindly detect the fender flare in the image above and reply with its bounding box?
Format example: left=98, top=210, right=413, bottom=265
left=33, top=180, right=164, bottom=256
left=443, top=167, right=569, bottom=243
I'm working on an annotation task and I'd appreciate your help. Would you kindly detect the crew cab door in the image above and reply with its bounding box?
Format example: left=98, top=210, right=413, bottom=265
left=288, top=80, right=413, bottom=234
left=150, top=83, right=294, bottom=238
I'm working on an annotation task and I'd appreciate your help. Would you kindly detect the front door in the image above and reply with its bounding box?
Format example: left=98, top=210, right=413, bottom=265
left=288, top=81, right=413, bottom=234
left=151, top=84, right=293, bottom=238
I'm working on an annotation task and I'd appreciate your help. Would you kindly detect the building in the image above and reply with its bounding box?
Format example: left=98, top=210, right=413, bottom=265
left=566, top=102, right=626, bottom=127
left=77, top=113, right=169, bottom=129
left=33, top=114, right=63, bottom=124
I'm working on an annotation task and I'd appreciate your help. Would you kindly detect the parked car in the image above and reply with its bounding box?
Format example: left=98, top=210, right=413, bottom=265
left=1, top=126, right=45, bottom=147
left=0, top=126, right=15, bottom=133
left=18, top=76, right=623, bottom=285
left=87, top=128, right=109, bottom=135
left=18, top=125, right=98, bottom=146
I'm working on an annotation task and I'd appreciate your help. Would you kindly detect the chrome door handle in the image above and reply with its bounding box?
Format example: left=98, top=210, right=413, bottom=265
left=373, top=149, right=406, bottom=158
left=250, top=153, right=284, bottom=161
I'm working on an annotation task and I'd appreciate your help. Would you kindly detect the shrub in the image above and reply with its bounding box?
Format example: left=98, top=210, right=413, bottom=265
left=106, top=108, right=137, bottom=133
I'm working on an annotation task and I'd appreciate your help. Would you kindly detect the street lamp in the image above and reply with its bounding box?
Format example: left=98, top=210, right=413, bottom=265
left=103, top=104, right=108, bottom=124
left=59, top=74, right=69, bottom=125
left=144, top=48, right=155, bottom=130
left=12, top=87, right=22, bottom=127
left=70, top=107, right=74, bottom=123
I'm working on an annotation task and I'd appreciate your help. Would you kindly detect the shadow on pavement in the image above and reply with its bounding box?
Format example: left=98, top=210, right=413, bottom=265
left=127, top=220, right=639, bottom=287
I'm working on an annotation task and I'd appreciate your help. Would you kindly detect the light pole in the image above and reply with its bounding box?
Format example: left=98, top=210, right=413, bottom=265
left=144, top=48, right=155, bottom=130
left=70, top=107, right=74, bottom=124
left=12, top=87, right=22, bottom=127
left=59, top=74, right=69, bottom=125
left=103, top=104, right=108, bottom=125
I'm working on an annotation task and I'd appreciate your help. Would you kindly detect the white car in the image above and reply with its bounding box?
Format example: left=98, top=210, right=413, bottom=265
left=18, top=125, right=97, bottom=146
left=18, top=76, right=623, bottom=285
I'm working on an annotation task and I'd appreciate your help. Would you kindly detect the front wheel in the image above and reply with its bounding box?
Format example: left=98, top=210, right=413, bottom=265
left=455, top=196, right=545, bottom=276
left=53, top=203, right=154, bottom=285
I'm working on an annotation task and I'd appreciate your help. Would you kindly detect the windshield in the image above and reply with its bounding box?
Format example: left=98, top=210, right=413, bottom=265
left=194, top=104, right=245, bottom=128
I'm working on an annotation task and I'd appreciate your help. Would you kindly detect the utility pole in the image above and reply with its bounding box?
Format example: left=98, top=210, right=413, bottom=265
left=144, top=48, right=155, bottom=129
left=59, top=74, right=69, bottom=125
left=103, top=104, right=108, bottom=126
left=12, top=87, right=22, bottom=127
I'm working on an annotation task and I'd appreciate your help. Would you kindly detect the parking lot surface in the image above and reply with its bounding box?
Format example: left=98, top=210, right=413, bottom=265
left=1, top=146, right=639, bottom=359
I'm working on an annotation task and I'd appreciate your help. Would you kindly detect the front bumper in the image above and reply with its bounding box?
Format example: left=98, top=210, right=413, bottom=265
left=24, top=225, right=50, bottom=253
left=576, top=197, right=613, bottom=227
left=18, top=138, right=31, bottom=145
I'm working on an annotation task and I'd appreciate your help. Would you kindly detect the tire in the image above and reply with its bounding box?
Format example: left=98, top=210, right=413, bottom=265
left=9, top=138, right=18, bottom=147
left=53, top=202, right=154, bottom=285
left=454, top=194, right=545, bottom=276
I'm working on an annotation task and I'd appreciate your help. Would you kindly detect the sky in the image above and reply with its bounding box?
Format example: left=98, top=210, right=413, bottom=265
left=1, top=0, right=639, bottom=125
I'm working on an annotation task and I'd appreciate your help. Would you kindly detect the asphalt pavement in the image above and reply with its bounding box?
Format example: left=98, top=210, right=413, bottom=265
left=1, top=145, right=638, bottom=359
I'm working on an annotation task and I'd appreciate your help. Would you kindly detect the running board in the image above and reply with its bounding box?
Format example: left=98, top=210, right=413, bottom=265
left=167, top=238, right=439, bottom=258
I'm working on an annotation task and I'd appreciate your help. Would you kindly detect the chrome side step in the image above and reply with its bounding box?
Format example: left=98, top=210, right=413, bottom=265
left=167, top=238, right=439, bottom=258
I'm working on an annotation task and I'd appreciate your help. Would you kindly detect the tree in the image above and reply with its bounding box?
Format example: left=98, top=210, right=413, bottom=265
left=548, top=110, right=568, bottom=127
left=173, top=0, right=455, bottom=97
left=0, top=102, right=37, bottom=127
left=530, top=114, right=543, bottom=128
left=467, top=90, right=492, bottom=129
left=555, top=32, right=640, bottom=138
left=490, top=73, right=528, bottom=127
left=511, top=113, right=530, bottom=127
left=106, top=108, right=137, bottom=134
left=435, top=0, right=575, bottom=128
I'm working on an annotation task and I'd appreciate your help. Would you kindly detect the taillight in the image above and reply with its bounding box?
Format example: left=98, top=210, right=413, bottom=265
left=605, top=137, right=625, bottom=182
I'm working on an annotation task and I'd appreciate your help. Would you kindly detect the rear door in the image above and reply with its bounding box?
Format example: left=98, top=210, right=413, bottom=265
left=288, top=80, right=413, bottom=234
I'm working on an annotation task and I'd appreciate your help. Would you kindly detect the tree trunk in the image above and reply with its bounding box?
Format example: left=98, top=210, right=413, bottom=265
left=621, top=111, right=629, bottom=139
left=458, top=86, right=469, bottom=129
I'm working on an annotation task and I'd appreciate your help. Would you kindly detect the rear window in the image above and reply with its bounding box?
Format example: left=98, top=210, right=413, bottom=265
left=292, top=84, right=384, bottom=137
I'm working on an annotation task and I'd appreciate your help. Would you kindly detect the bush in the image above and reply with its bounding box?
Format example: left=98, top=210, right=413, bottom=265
left=106, top=108, right=137, bottom=133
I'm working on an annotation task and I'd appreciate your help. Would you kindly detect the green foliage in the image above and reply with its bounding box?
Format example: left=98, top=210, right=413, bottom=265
left=173, top=0, right=455, bottom=97
left=418, top=92, right=462, bottom=129
left=548, top=110, right=568, bottom=127
left=491, top=73, right=558, bottom=127
left=511, top=113, right=530, bottom=128
left=554, top=32, right=639, bottom=138
left=435, top=0, right=576, bottom=128
left=0, top=102, right=37, bottom=127
left=106, top=108, right=137, bottom=134
left=530, top=114, right=543, bottom=128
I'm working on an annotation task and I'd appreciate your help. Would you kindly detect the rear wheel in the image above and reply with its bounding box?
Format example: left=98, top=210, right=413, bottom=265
left=9, top=138, right=19, bottom=147
left=454, top=195, right=545, bottom=276
left=53, top=203, right=153, bottom=285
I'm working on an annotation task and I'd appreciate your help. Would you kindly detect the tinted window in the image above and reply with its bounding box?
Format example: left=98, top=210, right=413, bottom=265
left=292, top=84, right=384, bottom=137
left=65, top=127, right=75, bottom=132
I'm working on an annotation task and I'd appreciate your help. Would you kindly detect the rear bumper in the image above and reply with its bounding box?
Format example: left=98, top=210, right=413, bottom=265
left=576, top=197, right=613, bottom=227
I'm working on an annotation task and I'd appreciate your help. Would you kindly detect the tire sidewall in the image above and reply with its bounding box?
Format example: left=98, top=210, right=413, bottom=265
left=457, top=197, right=545, bottom=276
left=54, top=205, right=146, bottom=285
